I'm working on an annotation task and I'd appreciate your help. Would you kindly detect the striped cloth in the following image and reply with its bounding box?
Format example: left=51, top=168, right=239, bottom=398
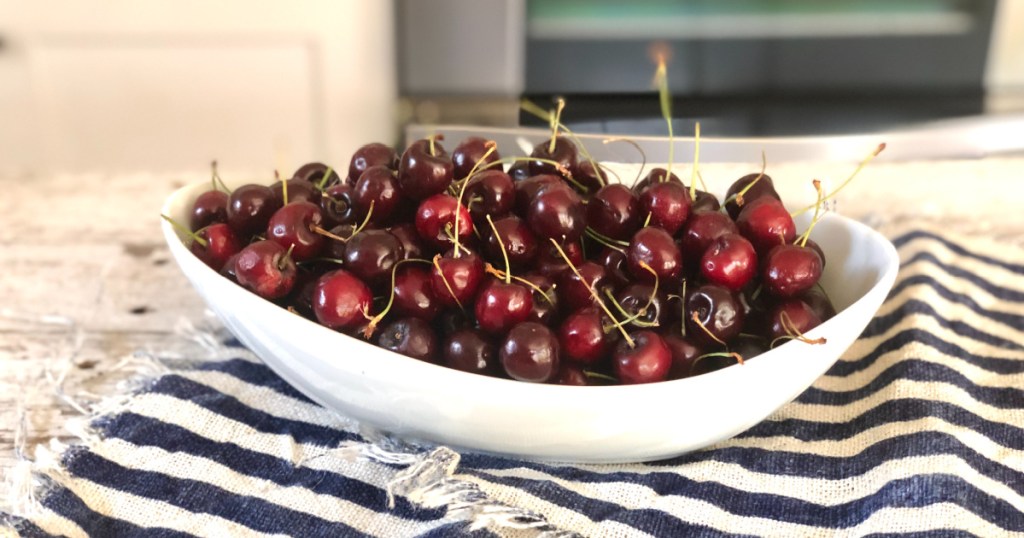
left=6, top=226, right=1024, bottom=537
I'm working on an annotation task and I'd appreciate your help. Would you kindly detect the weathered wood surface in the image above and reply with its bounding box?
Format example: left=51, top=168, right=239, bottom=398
left=2, top=158, right=1022, bottom=505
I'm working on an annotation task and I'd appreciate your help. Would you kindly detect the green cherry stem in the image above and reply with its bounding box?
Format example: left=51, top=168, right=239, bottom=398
left=549, top=238, right=635, bottom=348
left=485, top=214, right=512, bottom=285
left=791, top=143, right=886, bottom=218
left=161, top=214, right=208, bottom=248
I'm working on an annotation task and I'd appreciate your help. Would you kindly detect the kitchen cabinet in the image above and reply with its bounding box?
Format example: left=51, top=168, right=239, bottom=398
left=0, top=1, right=396, bottom=176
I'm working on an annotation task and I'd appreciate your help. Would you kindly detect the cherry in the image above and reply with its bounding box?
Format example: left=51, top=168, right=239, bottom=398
left=271, top=177, right=320, bottom=206
left=529, top=135, right=578, bottom=179
left=348, top=142, right=398, bottom=184
left=452, top=136, right=502, bottom=180
left=615, top=282, right=669, bottom=328
left=227, top=183, right=280, bottom=238
left=804, top=238, right=827, bottom=269
left=376, top=317, right=438, bottom=363
left=392, top=264, right=442, bottom=320
left=725, top=172, right=779, bottom=220
left=474, top=278, right=533, bottom=335
left=596, top=247, right=631, bottom=289
left=266, top=201, right=325, bottom=262
left=319, top=183, right=358, bottom=227
left=768, top=298, right=823, bottom=343
left=680, top=210, right=739, bottom=269
left=731, top=334, right=768, bottom=362
left=557, top=260, right=613, bottom=312
left=555, top=363, right=591, bottom=385
left=414, top=194, right=473, bottom=250
left=389, top=222, right=429, bottom=261
left=442, top=328, right=499, bottom=376
left=735, top=197, right=796, bottom=255
left=313, top=269, right=373, bottom=330
left=465, top=169, right=515, bottom=225
left=190, top=189, right=229, bottom=231
left=691, top=354, right=736, bottom=376
left=500, top=321, right=560, bottom=383
left=626, top=227, right=682, bottom=282
left=575, top=160, right=607, bottom=195
left=354, top=165, right=404, bottom=225
left=342, top=229, right=404, bottom=289
left=436, top=308, right=471, bottom=337
left=508, top=160, right=531, bottom=182
left=685, top=284, right=746, bottom=348
left=324, top=223, right=356, bottom=260
left=526, top=182, right=585, bottom=242
left=190, top=222, right=240, bottom=271
left=639, top=180, right=691, bottom=235
left=586, top=183, right=639, bottom=241
left=691, top=190, right=722, bottom=212
left=234, top=239, right=297, bottom=300
left=485, top=215, right=538, bottom=269
left=799, top=285, right=837, bottom=322
left=613, top=330, right=671, bottom=384
left=762, top=243, right=823, bottom=298
left=699, top=232, right=757, bottom=291
left=662, top=328, right=703, bottom=380
left=430, top=250, right=485, bottom=308
left=559, top=307, right=611, bottom=365
left=398, top=138, right=453, bottom=200
left=520, top=272, right=560, bottom=325
left=534, top=239, right=583, bottom=279
left=514, top=174, right=562, bottom=215
left=293, top=162, right=341, bottom=188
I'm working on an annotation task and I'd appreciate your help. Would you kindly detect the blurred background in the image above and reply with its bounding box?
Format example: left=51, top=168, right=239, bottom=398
left=0, top=0, right=1021, bottom=176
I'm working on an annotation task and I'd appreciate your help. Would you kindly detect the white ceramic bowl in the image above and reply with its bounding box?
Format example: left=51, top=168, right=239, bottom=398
left=161, top=176, right=898, bottom=463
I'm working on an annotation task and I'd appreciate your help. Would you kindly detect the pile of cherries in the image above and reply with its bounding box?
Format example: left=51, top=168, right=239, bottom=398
left=175, top=134, right=838, bottom=386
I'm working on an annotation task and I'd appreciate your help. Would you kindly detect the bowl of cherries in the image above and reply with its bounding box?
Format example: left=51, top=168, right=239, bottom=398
left=161, top=133, right=898, bottom=463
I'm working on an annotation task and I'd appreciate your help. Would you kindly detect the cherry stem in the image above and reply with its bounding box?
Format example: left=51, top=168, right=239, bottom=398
left=689, top=122, right=701, bottom=201
left=583, top=227, right=629, bottom=250
left=602, top=137, right=646, bottom=185
left=603, top=289, right=659, bottom=328
left=432, top=253, right=464, bottom=310
left=352, top=200, right=375, bottom=235
left=637, top=260, right=660, bottom=314
left=791, top=142, right=886, bottom=218
left=161, top=214, right=208, bottom=248
left=521, top=98, right=606, bottom=187
left=548, top=98, right=565, bottom=154
left=362, top=258, right=432, bottom=339
left=549, top=238, right=635, bottom=348
left=727, top=151, right=768, bottom=209
left=281, top=174, right=289, bottom=205
left=654, top=55, right=674, bottom=179
left=679, top=279, right=688, bottom=338
left=485, top=215, right=512, bottom=284
left=210, top=161, right=231, bottom=193
left=779, top=310, right=827, bottom=346
left=695, top=351, right=745, bottom=367
left=278, top=244, right=295, bottom=272
left=453, top=142, right=497, bottom=258
left=316, top=166, right=335, bottom=190
left=690, top=311, right=726, bottom=346
left=311, top=225, right=352, bottom=243
left=485, top=264, right=555, bottom=305
left=797, top=179, right=825, bottom=248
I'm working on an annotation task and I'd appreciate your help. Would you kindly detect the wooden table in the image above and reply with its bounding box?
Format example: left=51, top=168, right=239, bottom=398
left=3, top=157, right=1022, bottom=504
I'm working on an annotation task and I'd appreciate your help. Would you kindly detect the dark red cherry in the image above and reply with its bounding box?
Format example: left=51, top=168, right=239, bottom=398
left=452, top=136, right=501, bottom=180
left=348, top=142, right=399, bottom=184
left=190, top=222, right=240, bottom=271
left=691, top=354, right=737, bottom=376
left=799, top=285, right=837, bottom=322
left=736, top=197, right=796, bottom=255
left=700, top=232, right=757, bottom=291
left=526, top=183, right=585, bottom=242
left=680, top=210, right=739, bottom=269
left=508, top=160, right=531, bottom=182
left=615, top=282, right=670, bottom=328
left=376, top=317, right=438, bottom=363
left=324, top=223, right=356, bottom=260
left=342, top=229, right=404, bottom=289
left=632, top=167, right=681, bottom=193
left=559, top=307, right=611, bottom=365
left=529, top=135, right=578, bottom=179
left=430, top=250, right=485, bottom=308
left=613, top=330, right=671, bottom=384
left=266, top=201, right=325, bottom=262
left=762, top=243, right=823, bottom=298
left=353, top=165, right=404, bottom=225
left=520, top=272, right=560, bottom=325
left=443, top=328, right=499, bottom=376
left=639, top=181, right=691, bottom=236
left=732, top=334, right=768, bottom=362
left=692, top=190, right=721, bottom=213
left=574, top=160, right=608, bottom=195
left=514, top=174, right=562, bottom=215
left=389, top=222, right=430, bottom=261
left=586, top=184, right=639, bottom=241
left=435, top=308, right=471, bottom=337
left=534, top=239, right=583, bottom=279
left=555, top=363, right=591, bottom=385
left=685, top=284, right=746, bottom=348
left=393, top=264, right=442, bottom=320
left=626, top=227, right=682, bottom=282
left=227, top=183, right=280, bottom=238
left=271, top=178, right=320, bottom=206
left=313, top=269, right=373, bottom=330
left=557, top=260, right=614, bottom=312
left=804, top=238, right=827, bottom=269
left=769, top=299, right=823, bottom=343
left=190, top=189, right=229, bottom=231
left=725, top=173, right=779, bottom=220
left=485, top=215, right=538, bottom=269
left=595, top=248, right=631, bottom=289
left=234, top=240, right=297, bottom=300
left=500, top=321, right=561, bottom=383
left=398, top=138, right=453, bottom=200
left=662, top=328, right=703, bottom=380
left=474, top=279, right=533, bottom=335
left=319, top=183, right=358, bottom=227
left=465, top=169, right=515, bottom=224
left=293, top=162, right=341, bottom=188
left=414, top=194, right=473, bottom=250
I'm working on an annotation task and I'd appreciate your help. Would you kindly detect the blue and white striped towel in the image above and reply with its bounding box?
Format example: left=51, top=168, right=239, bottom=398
left=5, top=226, right=1024, bottom=537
